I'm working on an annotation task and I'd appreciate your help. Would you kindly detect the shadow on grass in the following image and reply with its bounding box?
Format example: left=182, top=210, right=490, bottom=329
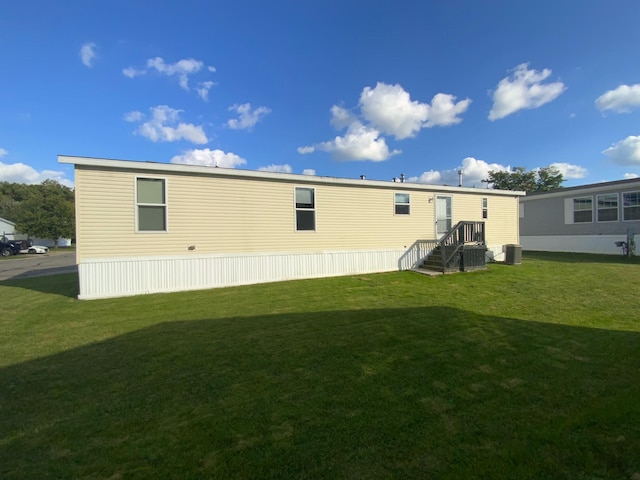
left=0, top=273, right=79, bottom=299
left=524, top=250, right=640, bottom=265
left=1, top=306, right=639, bottom=479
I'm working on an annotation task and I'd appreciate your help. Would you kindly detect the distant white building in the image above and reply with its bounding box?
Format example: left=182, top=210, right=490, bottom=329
left=0, top=216, right=71, bottom=246
left=0, top=217, right=16, bottom=241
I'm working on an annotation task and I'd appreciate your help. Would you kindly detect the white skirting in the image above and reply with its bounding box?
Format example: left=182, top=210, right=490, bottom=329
left=521, top=234, right=637, bottom=255
left=77, top=244, right=506, bottom=299
left=78, top=249, right=407, bottom=300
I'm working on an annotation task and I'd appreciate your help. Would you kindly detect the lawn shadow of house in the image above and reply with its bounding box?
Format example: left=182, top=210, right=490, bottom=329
left=1, top=305, right=639, bottom=478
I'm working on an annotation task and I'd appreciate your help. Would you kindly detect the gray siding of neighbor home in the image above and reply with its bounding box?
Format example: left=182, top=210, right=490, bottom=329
left=520, top=179, right=640, bottom=236
left=520, top=197, right=566, bottom=236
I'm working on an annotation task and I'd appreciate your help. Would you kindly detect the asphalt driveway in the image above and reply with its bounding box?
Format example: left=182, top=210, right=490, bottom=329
left=0, top=250, right=77, bottom=281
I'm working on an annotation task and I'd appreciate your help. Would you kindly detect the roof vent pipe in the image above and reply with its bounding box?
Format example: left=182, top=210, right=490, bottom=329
left=400, top=173, right=406, bottom=183
left=458, top=169, right=463, bottom=187
left=360, top=175, right=366, bottom=180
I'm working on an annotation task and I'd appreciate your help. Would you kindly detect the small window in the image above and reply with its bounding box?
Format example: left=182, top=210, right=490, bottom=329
left=573, top=197, right=592, bottom=223
left=482, top=197, right=488, bottom=219
left=395, top=193, right=410, bottom=215
left=136, top=177, right=167, bottom=232
left=295, top=187, right=315, bottom=231
left=623, top=191, right=640, bottom=221
left=597, top=194, right=618, bottom=222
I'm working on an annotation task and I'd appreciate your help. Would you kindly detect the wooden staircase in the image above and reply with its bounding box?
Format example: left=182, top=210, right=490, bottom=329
left=418, top=221, right=487, bottom=274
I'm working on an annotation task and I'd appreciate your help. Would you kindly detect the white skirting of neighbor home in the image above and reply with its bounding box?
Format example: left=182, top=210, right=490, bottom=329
left=520, top=234, right=637, bottom=255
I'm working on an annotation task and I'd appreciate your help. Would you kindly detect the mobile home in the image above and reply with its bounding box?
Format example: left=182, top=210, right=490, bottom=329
left=60, top=155, right=524, bottom=299
left=520, top=178, right=640, bottom=254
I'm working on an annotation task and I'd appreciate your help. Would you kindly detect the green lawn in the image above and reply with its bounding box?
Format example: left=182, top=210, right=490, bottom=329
left=1, top=252, right=639, bottom=479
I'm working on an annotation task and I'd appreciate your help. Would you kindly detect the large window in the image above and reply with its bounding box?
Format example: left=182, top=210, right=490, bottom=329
left=295, top=187, right=315, bottom=231
left=623, top=191, right=640, bottom=221
left=136, top=177, right=167, bottom=232
left=573, top=197, right=592, bottom=223
left=395, top=193, right=410, bottom=215
left=597, top=194, right=618, bottom=222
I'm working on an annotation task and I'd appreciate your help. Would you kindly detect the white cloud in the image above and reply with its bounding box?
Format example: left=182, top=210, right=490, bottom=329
left=595, top=84, right=640, bottom=113
left=123, top=57, right=215, bottom=99
left=359, top=83, right=428, bottom=139
left=302, top=169, right=316, bottom=176
left=303, top=83, right=469, bottom=162
left=297, top=146, right=315, bottom=154
left=330, top=105, right=358, bottom=129
left=147, top=57, right=204, bottom=91
left=227, top=103, right=271, bottom=130
left=80, top=42, right=97, bottom=67
left=129, top=105, right=208, bottom=144
left=358, top=83, right=471, bottom=140
left=409, top=157, right=510, bottom=187
left=489, top=63, right=566, bottom=121
left=0, top=162, right=73, bottom=187
left=196, top=81, right=215, bottom=101
left=426, top=93, right=472, bottom=128
left=258, top=164, right=292, bottom=173
left=624, top=173, right=639, bottom=179
left=123, top=110, right=144, bottom=122
left=170, top=148, right=246, bottom=168
left=0, top=148, right=8, bottom=157
left=549, top=162, right=588, bottom=179
left=304, top=122, right=401, bottom=162
left=122, top=66, right=145, bottom=78
left=602, top=135, right=640, bottom=166
left=408, top=170, right=441, bottom=184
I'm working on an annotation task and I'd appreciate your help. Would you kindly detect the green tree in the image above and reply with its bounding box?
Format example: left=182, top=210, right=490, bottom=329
left=0, top=181, right=31, bottom=222
left=16, top=180, right=75, bottom=246
left=484, top=166, right=563, bottom=192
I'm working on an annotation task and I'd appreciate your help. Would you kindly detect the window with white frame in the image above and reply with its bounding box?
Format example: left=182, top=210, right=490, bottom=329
left=597, top=194, right=618, bottom=222
left=623, top=191, right=640, bottom=221
left=136, top=177, right=167, bottom=232
left=573, top=197, right=592, bottom=223
left=295, top=187, right=315, bottom=231
left=482, top=197, right=488, bottom=219
left=395, top=193, right=410, bottom=215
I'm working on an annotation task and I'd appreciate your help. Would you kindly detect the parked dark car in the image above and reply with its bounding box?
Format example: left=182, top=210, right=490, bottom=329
left=1, top=241, right=21, bottom=256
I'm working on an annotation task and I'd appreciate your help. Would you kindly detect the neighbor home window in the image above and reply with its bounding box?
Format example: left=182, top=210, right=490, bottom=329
left=482, top=197, right=488, bottom=219
left=573, top=197, right=592, bottom=223
left=597, top=194, right=618, bottom=222
left=395, top=193, right=410, bottom=215
left=136, top=177, right=167, bottom=232
left=623, top=191, right=640, bottom=221
left=295, top=187, right=315, bottom=231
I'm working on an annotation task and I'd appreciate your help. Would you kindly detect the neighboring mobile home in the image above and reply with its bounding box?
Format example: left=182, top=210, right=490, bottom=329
left=59, top=155, right=524, bottom=299
left=520, top=178, right=640, bottom=255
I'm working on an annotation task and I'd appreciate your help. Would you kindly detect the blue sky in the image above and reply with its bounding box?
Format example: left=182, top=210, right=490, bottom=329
left=2, top=1, right=640, bottom=189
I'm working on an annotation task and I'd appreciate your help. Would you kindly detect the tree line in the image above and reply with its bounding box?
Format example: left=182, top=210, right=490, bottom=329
left=0, top=180, right=75, bottom=246
left=484, top=165, right=564, bottom=192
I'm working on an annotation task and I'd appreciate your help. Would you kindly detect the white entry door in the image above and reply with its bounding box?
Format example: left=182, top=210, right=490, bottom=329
left=435, top=196, right=452, bottom=237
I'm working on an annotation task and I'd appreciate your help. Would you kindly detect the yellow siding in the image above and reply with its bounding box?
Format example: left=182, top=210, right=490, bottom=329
left=75, top=166, right=519, bottom=261
left=451, top=193, right=519, bottom=246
